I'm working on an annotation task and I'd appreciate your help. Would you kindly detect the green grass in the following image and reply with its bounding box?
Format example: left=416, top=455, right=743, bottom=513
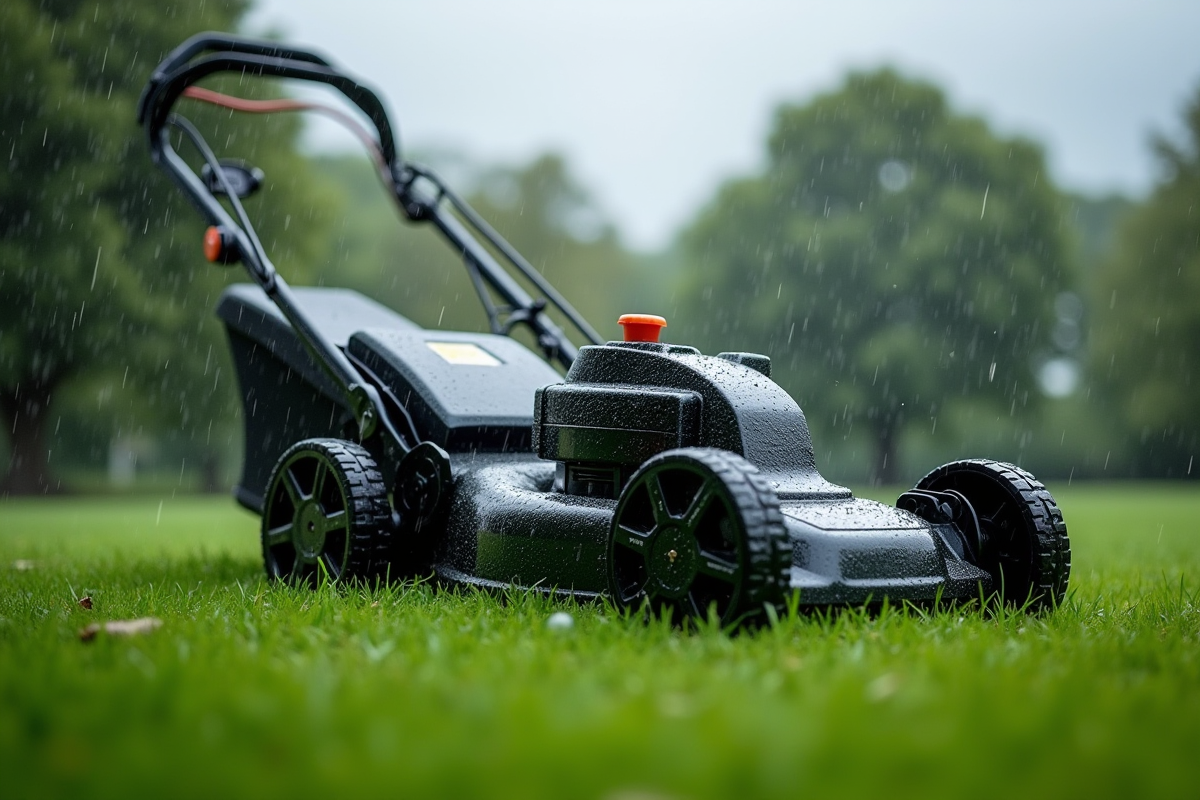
left=1, top=485, right=1198, bottom=799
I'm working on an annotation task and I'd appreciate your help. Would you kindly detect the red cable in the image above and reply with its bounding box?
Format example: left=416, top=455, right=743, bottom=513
left=180, top=86, right=392, bottom=181
left=182, top=86, right=310, bottom=114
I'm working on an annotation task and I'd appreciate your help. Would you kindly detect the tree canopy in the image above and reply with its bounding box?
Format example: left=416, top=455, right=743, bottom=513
left=1090, top=82, right=1200, bottom=478
left=676, top=69, right=1075, bottom=482
left=0, top=0, right=332, bottom=493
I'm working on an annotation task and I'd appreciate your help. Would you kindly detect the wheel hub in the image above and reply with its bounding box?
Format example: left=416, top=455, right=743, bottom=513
left=648, top=524, right=699, bottom=598
left=294, top=501, right=326, bottom=560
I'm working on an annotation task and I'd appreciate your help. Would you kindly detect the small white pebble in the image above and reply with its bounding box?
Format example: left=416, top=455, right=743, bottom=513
left=546, top=611, right=574, bottom=631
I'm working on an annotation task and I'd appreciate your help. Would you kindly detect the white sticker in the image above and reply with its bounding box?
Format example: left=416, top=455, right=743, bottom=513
left=426, top=341, right=501, bottom=366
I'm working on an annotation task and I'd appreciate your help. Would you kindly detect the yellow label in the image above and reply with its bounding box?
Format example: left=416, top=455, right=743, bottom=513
left=425, top=341, right=502, bottom=366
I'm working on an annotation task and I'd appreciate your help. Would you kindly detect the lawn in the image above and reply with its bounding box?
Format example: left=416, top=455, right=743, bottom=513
left=1, top=484, right=1197, bottom=799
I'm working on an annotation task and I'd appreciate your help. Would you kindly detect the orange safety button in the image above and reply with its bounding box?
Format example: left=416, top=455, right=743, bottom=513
left=203, top=226, right=224, bottom=262
left=618, top=314, right=667, bottom=343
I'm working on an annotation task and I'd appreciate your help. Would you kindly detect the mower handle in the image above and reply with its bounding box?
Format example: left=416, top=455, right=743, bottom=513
left=139, top=33, right=409, bottom=453
left=144, top=31, right=333, bottom=77
left=135, top=31, right=334, bottom=131
left=141, top=31, right=601, bottom=358
left=138, top=32, right=602, bottom=466
left=138, top=35, right=399, bottom=167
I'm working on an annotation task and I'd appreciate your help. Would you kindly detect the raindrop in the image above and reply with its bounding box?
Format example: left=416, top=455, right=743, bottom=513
left=1054, top=292, right=1084, bottom=322
left=878, top=160, right=911, bottom=193
left=1051, top=319, right=1081, bottom=351
left=1038, top=357, right=1080, bottom=398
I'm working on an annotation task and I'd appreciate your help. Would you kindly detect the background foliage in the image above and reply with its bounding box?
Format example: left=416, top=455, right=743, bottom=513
left=0, top=0, right=331, bottom=494
left=675, top=70, right=1075, bottom=482
left=0, top=2, right=1196, bottom=493
left=1089, top=87, right=1200, bottom=479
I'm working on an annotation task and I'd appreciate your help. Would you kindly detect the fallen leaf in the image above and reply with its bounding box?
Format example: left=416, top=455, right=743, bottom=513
left=78, top=596, right=93, bottom=610
left=105, top=617, right=162, bottom=636
left=12, top=559, right=35, bottom=571
left=866, top=672, right=901, bottom=703
left=79, top=617, right=163, bottom=643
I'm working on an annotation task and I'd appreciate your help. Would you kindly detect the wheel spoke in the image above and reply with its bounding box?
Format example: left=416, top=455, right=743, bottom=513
left=612, top=524, right=652, bottom=554
left=696, top=550, right=739, bottom=582
left=682, top=483, right=717, bottom=532
left=312, top=460, right=329, bottom=502
left=980, top=501, right=1006, bottom=526
left=320, top=509, right=348, bottom=535
left=645, top=474, right=670, bottom=525
left=292, top=550, right=306, bottom=574
left=320, top=551, right=342, bottom=580
left=618, top=577, right=648, bottom=604
left=265, top=522, right=294, bottom=548
left=283, top=467, right=306, bottom=506
left=685, top=591, right=705, bottom=620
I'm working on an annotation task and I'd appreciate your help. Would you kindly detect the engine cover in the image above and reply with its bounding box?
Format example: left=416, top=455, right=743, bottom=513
left=533, top=340, right=850, bottom=501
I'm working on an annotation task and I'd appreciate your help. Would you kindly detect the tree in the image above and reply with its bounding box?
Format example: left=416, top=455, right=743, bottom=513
left=0, top=0, right=333, bottom=494
left=1090, top=81, right=1200, bottom=478
left=677, top=69, right=1074, bottom=483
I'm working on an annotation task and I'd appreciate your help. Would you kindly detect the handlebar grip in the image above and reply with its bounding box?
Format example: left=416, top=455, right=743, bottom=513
left=161, top=30, right=332, bottom=72
left=137, top=48, right=400, bottom=172
left=137, top=31, right=332, bottom=124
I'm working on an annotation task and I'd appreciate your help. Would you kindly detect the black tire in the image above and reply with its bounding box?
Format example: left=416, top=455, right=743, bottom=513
left=916, top=459, right=1070, bottom=611
left=261, top=438, right=392, bottom=586
left=608, top=448, right=791, bottom=626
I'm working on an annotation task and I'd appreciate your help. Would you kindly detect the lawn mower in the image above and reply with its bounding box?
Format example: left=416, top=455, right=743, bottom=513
left=136, top=33, right=1071, bottom=624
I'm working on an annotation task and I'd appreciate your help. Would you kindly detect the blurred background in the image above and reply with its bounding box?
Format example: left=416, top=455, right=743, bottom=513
left=2, top=0, right=1198, bottom=495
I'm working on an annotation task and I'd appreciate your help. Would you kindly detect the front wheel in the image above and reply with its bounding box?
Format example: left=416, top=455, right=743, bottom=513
left=261, top=438, right=392, bottom=586
left=608, top=448, right=791, bottom=626
left=915, top=459, right=1070, bottom=611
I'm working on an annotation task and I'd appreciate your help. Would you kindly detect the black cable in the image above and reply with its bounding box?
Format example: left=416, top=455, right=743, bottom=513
left=167, top=113, right=270, bottom=272
left=405, top=163, right=605, bottom=346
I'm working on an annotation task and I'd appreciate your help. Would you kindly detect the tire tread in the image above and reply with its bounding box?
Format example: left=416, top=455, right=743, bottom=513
left=264, top=438, right=393, bottom=584
left=917, top=458, right=1070, bottom=611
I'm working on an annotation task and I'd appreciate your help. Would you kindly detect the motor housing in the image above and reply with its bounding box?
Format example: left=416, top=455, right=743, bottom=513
left=533, top=340, right=849, bottom=501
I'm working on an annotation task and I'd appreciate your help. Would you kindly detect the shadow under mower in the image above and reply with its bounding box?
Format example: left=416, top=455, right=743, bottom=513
left=137, top=33, right=1071, bottom=625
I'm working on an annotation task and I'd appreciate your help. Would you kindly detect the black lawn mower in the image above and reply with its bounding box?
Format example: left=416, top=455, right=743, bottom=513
left=136, top=33, right=1071, bottom=625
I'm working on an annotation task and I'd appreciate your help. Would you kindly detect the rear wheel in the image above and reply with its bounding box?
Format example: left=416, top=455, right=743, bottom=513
left=608, top=448, right=790, bottom=626
left=261, top=438, right=392, bottom=586
left=916, top=459, right=1070, bottom=611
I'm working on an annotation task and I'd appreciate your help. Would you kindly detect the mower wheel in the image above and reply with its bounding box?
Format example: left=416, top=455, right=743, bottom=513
left=916, top=459, right=1070, bottom=611
left=261, top=438, right=392, bottom=586
left=608, top=448, right=790, bottom=626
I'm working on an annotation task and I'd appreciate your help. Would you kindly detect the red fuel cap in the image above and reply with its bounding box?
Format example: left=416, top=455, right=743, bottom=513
left=618, top=314, right=667, bottom=343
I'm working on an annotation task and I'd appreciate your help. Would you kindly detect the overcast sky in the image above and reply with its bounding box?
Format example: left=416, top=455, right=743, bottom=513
left=246, top=0, right=1200, bottom=250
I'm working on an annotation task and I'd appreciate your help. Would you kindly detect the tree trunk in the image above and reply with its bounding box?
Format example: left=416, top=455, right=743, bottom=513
left=873, top=419, right=900, bottom=487
left=0, top=377, right=62, bottom=496
left=200, top=451, right=222, bottom=494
